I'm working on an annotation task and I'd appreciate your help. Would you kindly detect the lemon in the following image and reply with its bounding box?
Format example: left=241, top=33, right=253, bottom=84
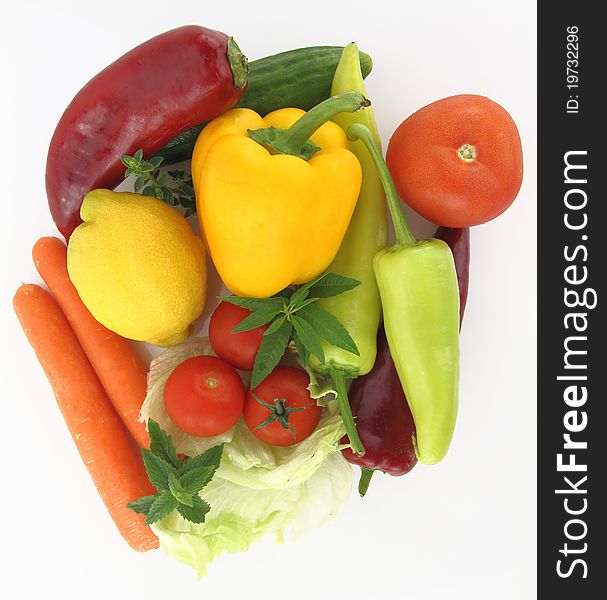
left=68, top=189, right=206, bottom=347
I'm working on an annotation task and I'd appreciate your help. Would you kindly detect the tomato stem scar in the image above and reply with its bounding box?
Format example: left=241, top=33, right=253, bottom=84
left=205, top=377, right=219, bottom=389
left=457, top=143, right=477, bottom=162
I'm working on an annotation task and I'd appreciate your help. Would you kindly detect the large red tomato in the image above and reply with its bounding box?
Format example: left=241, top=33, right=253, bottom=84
left=386, top=94, right=523, bottom=227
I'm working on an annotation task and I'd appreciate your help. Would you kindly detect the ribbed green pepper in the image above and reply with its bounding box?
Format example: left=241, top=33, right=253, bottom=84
left=308, top=43, right=387, bottom=456
left=348, top=124, right=460, bottom=465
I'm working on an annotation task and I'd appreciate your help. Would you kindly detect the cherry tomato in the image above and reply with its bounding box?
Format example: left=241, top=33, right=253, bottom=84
left=244, top=366, right=321, bottom=446
left=164, top=355, right=244, bottom=437
left=386, top=94, right=523, bottom=227
left=209, top=301, right=268, bottom=371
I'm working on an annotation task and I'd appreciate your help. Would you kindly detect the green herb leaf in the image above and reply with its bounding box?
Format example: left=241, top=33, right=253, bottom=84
left=127, top=422, right=221, bottom=525
left=291, top=315, right=325, bottom=362
left=180, top=467, right=216, bottom=496
left=232, top=304, right=285, bottom=333
left=179, top=443, right=224, bottom=475
left=279, top=287, right=294, bottom=299
left=297, top=304, right=359, bottom=356
left=149, top=155, right=164, bottom=170
left=289, top=285, right=310, bottom=307
left=177, top=495, right=211, bottom=524
left=134, top=175, right=146, bottom=193
left=148, top=419, right=181, bottom=469
left=168, top=471, right=194, bottom=507
left=141, top=449, right=177, bottom=491
left=179, top=444, right=224, bottom=495
left=265, top=315, right=288, bottom=335
left=145, top=491, right=179, bottom=525
left=126, top=494, right=159, bottom=516
left=218, top=295, right=285, bottom=312
left=250, top=317, right=293, bottom=389
left=162, top=188, right=175, bottom=203
left=307, top=273, right=361, bottom=298
left=291, top=330, right=309, bottom=369
left=291, top=273, right=327, bottom=296
left=121, top=150, right=198, bottom=215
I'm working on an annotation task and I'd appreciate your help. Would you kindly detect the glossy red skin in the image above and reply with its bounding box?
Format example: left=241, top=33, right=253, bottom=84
left=342, top=327, right=417, bottom=476
left=46, top=25, right=245, bottom=239
left=209, top=302, right=268, bottom=371
left=342, top=227, right=470, bottom=476
left=244, top=366, right=321, bottom=447
left=386, top=94, right=523, bottom=227
left=163, top=355, right=244, bottom=437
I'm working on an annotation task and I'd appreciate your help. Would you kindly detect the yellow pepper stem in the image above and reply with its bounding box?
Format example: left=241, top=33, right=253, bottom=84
left=347, top=123, right=417, bottom=247
left=249, top=92, right=370, bottom=160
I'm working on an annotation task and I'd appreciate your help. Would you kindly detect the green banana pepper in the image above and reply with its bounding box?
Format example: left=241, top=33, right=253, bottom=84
left=348, top=123, right=460, bottom=465
left=308, top=44, right=388, bottom=456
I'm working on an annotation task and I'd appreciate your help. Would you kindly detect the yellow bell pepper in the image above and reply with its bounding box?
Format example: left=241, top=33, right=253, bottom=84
left=191, top=93, right=366, bottom=297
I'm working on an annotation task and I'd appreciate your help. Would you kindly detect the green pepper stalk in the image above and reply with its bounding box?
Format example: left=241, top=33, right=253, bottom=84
left=307, top=44, right=388, bottom=457
left=347, top=123, right=461, bottom=465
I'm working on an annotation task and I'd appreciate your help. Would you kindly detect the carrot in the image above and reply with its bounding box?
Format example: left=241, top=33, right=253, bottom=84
left=32, top=237, right=149, bottom=448
left=13, top=284, right=158, bottom=552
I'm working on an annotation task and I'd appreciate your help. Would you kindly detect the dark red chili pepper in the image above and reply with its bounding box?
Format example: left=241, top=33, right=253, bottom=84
left=342, top=227, right=470, bottom=496
left=341, top=325, right=417, bottom=495
left=435, top=226, right=470, bottom=324
left=46, top=25, right=248, bottom=239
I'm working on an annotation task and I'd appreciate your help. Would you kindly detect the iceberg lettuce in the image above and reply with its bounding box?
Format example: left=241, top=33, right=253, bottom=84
left=141, top=339, right=353, bottom=577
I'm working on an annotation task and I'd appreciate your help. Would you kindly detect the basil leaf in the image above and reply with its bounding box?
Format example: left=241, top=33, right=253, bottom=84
left=297, top=304, right=359, bottom=356
left=291, top=315, right=325, bottom=362
left=250, top=318, right=293, bottom=389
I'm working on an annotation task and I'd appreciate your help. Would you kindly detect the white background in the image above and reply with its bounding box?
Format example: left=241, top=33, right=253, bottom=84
left=1, top=1, right=536, bottom=598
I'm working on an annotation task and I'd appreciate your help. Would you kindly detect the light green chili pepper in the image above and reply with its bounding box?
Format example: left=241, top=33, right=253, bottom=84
left=348, top=123, right=460, bottom=465
left=307, top=43, right=388, bottom=456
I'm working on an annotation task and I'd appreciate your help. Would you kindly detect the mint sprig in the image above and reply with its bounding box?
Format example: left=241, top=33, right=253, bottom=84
left=127, top=419, right=223, bottom=526
left=220, top=272, right=360, bottom=389
left=121, top=149, right=197, bottom=217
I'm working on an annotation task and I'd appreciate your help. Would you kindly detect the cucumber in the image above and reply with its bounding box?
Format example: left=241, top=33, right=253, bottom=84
left=155, top=46, right=373, bottom=164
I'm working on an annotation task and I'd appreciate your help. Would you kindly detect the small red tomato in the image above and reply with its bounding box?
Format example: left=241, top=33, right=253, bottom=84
left=386, top=94, right=523, bottom=227
left=209, top=301, right=268, bottom=371
left=244, top=366, right=321, bottom=446
left=164, top=355, right=244, bottom=437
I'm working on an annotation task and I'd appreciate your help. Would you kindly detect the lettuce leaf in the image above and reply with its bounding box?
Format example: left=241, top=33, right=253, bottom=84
left=152, top=452, right=352, bottom=578
left=141, top=338, right=353, bottom=577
